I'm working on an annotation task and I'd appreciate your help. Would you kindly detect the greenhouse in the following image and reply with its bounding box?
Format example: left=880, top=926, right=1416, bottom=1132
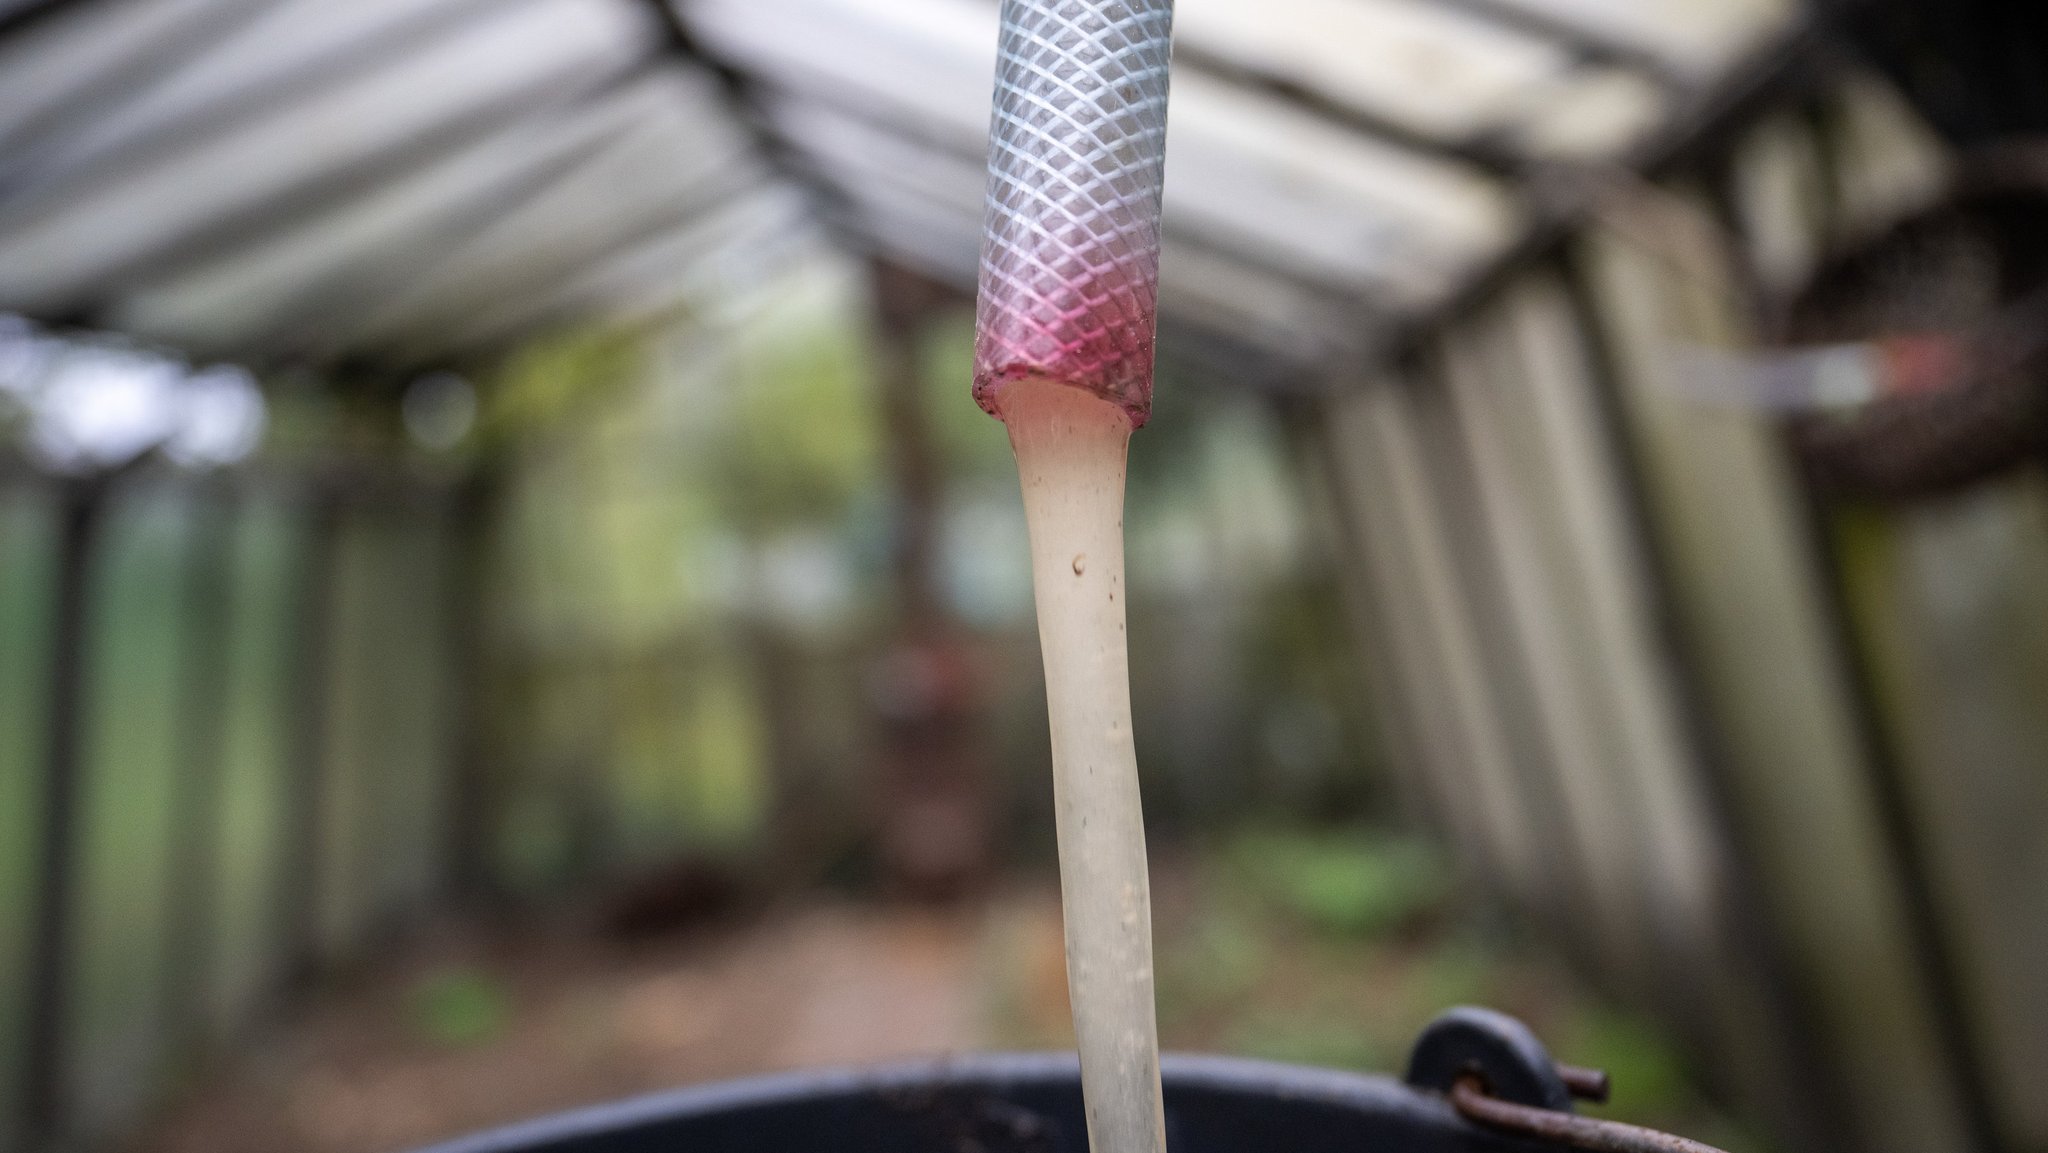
left=0, top=0, right=2043, bottom=1151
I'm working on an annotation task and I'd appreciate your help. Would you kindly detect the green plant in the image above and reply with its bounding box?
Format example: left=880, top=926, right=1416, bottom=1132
left=1228, top=829, right=1448, bottom=938
left=406, top=966, right=511, bottom=1049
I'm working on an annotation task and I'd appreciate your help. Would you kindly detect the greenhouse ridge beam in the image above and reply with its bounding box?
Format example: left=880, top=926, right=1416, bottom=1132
left=636, top=0, right=862, bottom=245
left=1170, top=43, right=1521, bottom=177
left=1422, top=0, right=1683, bottom=80
left=1368, top=23, right=1830, bottom=372
left=624, top=0, right=1451, bottom=314
left=752, top=71, right=1400, bottom=313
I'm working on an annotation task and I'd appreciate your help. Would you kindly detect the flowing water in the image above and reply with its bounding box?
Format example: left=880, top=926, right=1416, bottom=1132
left=1000, top=377, right=1167, bottom=1153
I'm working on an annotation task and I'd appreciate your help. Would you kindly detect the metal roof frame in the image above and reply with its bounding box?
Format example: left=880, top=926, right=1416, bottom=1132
left=638, top=0, right=867, bottom=247
left=1423, top=0, right=1687, bottom=78
left=0, top=0, right=276, bottom=172
left=0, top=0, right=1830, bottom=382
left=60, top=53, right=651, bottom=324
left=0, top=0, right=533, bottom=208
left=749, top=66, right=1412, bottom=312
left=204, top=118, right=646, bottom=364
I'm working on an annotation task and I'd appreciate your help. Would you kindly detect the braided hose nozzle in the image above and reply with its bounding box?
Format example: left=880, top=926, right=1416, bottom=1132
left=973, top=0, right=1175, bottom=429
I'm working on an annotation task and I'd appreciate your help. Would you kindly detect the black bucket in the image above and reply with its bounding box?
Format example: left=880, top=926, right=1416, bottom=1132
left=416, top=1007, right=1684, bottom=1153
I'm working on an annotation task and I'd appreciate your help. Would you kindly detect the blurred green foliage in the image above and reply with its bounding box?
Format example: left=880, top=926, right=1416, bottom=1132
left=1561, top=1008, right=1692, bottom=1124
left=713, top=316, right=881, bottom=532
left=0, top=491, right=50, bottom=1141
left=1222, top=1009, right=1393, bottom=1072
left=476, top=282, right=897, bottom=889
left=916, top=308, right=1012, bottom=482
left=993, top=828, right=1761, bottom=1150
left=1225, top=827, right=1448, bottom=937
left=406, top=967, right=511, bottom=1050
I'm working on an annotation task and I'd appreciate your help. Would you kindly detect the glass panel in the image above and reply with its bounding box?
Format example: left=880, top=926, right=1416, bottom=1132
left=17, top=0, right=510, bottom=185
left=772, top=97, right=983, bottom=235
left=69, top=488, right=191, bottom=1138
left=1478, top=0, right=1792, bottom=76
left=0, top=0, right=1818, bottom=363
left=564, top=228, right=822, bottom=340
left=1498, top=276, right=1723, bottom=937
left=1509, top=66, right=1666, bottom=157
left=806, top=122, right=1362, bottom=365
left=711, top=0, right=1518, bottom=297
left=1320, top=381, right=1551, bottom=906
left=710, top=0, right=1652, bottom=159
left=1158, top=244, right=1358, bottom=364
left=317, top=502, right=455, bottom=954
left=0, top=482, right=54, bottom=1151
left=0, top=0, right=650, bottom=310
left=1727, top=112, right=1828, bottom=297
left=781, top=76, right=1506, bottom=327
left=206, top=491, right=302, bottom=1040
left=1580, top=219, right=1973, bottom=1153
left=420, top=193, right=808, bottom=356
left=345, top=98, right=765, bottom=350
left=851, top=193, right=984, bottom=288
left=692, top=0, right=995, bottom=141
left=1825, top=70, right=1952, bottom=242
left=0, top=0, right=225, bottom=142
left=1163, top=75, right=1519, bottom=303
left=1833, top=477, right=2048, bottom=1149
left=376, top=506, right=455, bottom=921
left=1175, top=0, right=1574, bottom=140
left=110, top=78, right=683, bottom=349
left=315, top=508, right=382, bottom=956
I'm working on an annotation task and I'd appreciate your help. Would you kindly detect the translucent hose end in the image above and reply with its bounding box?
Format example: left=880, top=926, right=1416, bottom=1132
left=973, top=0, right=1175, bottom=429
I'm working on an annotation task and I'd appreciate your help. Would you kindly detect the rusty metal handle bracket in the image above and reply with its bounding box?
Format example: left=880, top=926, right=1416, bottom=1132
left=1451, top=1074, right=1729, bottom=1153
left=1405, top=1007, right=1731, bottom=1153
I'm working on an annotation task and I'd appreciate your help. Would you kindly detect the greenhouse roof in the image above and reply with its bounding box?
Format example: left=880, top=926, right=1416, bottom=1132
left=0, top=0, right=1804, bottom=382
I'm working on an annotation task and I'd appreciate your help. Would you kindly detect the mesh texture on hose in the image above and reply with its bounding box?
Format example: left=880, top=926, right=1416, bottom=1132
left=974, top=0, right=1174, bottom=428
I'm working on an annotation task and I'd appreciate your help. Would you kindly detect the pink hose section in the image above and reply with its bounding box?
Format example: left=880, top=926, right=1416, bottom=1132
left=973, top=0, right=1174, bottom=428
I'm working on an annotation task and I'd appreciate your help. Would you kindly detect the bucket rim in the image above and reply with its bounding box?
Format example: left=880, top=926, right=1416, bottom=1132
left=411, top=1050, right=1457, bottom=1153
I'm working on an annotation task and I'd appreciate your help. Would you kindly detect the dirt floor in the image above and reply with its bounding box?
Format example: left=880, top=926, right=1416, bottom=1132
left=126, top=841, right=1758, bottom=1153
left=128, top=898, right=1015, bottom=1153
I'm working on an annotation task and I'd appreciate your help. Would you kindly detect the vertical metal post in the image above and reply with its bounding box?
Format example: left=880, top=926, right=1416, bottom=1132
left=276, top=485, right=339, bottom=988
left=1553, top=247, right=1856, bottom=1153
left=1788, top=470, right=2010, bottom=1153
left=1703, top=127, right=2008, bottom=1153
left=1404, top=350, right=1605, bottom=973
left=866, top=259, right=991, bottom=896
left=158, top=477, right=237, bottom=1060
left=441, top=470, right=496, bottom=906
left=18, top=472, right=110, bottom=1148
left=1289, top=396, right=1443, bottom=840
left=872, top=260, right=949, bottom=629
left=1800, top=99, right=2017, bottom=1149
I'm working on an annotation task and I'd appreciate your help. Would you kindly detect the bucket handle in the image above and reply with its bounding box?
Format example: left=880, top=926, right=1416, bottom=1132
left=1406, top=1007, right=1730, bottom=1153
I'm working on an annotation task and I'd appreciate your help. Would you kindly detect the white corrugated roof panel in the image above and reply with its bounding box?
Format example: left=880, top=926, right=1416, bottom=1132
left=0, top=0, right=1804, bottom=372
